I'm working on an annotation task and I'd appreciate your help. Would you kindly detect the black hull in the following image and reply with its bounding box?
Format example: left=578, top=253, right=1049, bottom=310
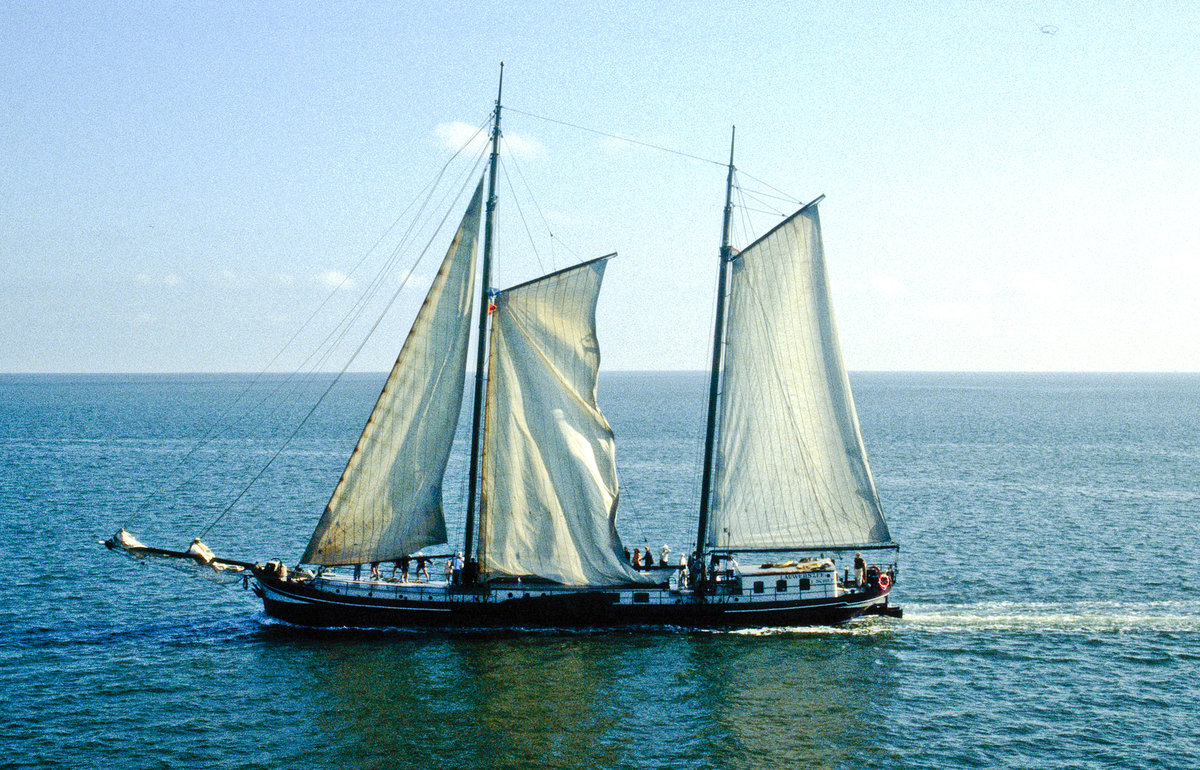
left=253, top=570, right=895, bottom=630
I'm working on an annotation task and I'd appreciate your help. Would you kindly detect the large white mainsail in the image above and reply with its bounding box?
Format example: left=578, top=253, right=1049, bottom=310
left=707, top=200, right=892, bottom=551
left=301, top=181, right=484, bottom=566
left=479, top=256, right=649, bottom=585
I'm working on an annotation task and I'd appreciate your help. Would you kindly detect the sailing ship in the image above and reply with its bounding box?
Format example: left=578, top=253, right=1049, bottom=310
left=108, top=74, right=900, bottom=629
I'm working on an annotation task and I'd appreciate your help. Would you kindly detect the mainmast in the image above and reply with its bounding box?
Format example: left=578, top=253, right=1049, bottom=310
left=463, top=63, right=504, bottom=562
left=695, top=128, right=736, bottom=560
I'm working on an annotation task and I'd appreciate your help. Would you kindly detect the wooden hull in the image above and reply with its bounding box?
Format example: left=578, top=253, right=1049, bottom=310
left=253, top=568, right=896, bottom=630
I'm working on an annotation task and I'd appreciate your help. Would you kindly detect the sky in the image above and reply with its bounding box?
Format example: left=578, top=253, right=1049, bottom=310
left=2, top=1, right=1198, bottom=373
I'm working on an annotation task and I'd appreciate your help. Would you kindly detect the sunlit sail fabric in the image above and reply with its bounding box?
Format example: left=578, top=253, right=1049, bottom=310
left=301, top=181, right=484, bottom=566
left=707, top=202, right=892, bottom=551
left=480, top=256, right=649, bottom=585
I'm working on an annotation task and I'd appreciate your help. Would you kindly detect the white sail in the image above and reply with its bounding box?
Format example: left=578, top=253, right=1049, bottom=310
left=479, top=256, right=649, bottom=585
left=707, top=201, right=892, bottom=551
left=301, top=181, right=484, bottom=566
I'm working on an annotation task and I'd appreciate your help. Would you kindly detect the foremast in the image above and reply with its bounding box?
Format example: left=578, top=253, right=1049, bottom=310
left=463, top=63, right=504, bottom=563
left=695, top=128, right=736, bottom=561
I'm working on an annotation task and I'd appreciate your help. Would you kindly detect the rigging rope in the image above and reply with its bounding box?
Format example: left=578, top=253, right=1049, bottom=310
left=502, top=136, right=581, bottom=268
left=200, top=155, right=487, bottom=539
left=130, top=117, right=496, bottom=539
left=195, top=127, right=491, bottom=540
left=505, top=106, right=727, bottom=168
left=735, top=169, right=803, bottom=207
left=499, top=156, right=546, bottom=276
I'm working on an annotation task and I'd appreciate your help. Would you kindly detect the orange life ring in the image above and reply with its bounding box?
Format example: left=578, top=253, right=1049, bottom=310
left=877, top=573, right=892, bottom=591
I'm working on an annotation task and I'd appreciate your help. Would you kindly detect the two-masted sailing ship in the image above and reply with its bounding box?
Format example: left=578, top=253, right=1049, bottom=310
left=109, top=75, right=900, bottom=629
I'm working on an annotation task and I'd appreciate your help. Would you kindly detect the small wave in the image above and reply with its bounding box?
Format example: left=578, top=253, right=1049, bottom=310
left=901, top=599, right=1200, bottom=634
left=718, top=617, right=901, bottom=637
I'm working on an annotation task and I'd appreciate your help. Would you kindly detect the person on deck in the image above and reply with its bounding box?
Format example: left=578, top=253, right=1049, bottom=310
left=397, top=553, right=410, bottom=582
left=854, top=552, right=866, bottom=586
left=659, top=545, right=671, bottom=567
left=452, top=552, right=465, bottom=586
left=416, top=554, right=429, bottom=581
left=632, top=548, right=642, bottom=568
left=370, top=562, right=380, bottom=579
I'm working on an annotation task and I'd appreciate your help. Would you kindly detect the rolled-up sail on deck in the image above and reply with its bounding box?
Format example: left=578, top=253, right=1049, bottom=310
left=301, top=181, right=484, bottom=566
left=480, top=256, right=649, bottom=585
left=707, top=201, right=892, bottom=551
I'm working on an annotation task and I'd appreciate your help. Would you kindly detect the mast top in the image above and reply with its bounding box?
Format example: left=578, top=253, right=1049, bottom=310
left=721, top=126, right=736, bottom=260
left=495, top=62, right=505, bottom=110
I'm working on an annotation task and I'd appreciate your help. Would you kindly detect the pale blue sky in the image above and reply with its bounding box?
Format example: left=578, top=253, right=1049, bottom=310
left=3, top=1, right=1197, bottom=373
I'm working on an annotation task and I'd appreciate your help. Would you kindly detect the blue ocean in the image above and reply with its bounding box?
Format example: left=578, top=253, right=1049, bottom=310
left=1, top=372, right=1197, bottom=768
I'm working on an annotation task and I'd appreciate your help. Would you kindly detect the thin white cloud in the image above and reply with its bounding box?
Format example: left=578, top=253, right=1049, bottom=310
left=314, top=269, right=356, bottom=291
left=869, top=274, right=907, bottom=299
left=967, top=278, right=994, bottom=296
left=435, top=121, right=487, bottom=154
left=434, top=121, right=545, bottom=160
left=502, top=131, right=546, bottom=160
left=924, top=301, right=979, bottom=321
left=1009, top=272, right=1057, bottom=303
left=134, top=272, right=181, bottom=287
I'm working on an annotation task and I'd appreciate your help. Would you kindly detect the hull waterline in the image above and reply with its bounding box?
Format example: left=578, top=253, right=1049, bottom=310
left=252, top=568, right=897, bottom=630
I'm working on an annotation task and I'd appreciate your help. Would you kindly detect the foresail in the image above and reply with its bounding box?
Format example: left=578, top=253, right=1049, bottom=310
left=301, top=181, right=484, bottom=566
left=480, top=256, right=649, bottom=585
left=707, top=202, right=892, bottom=551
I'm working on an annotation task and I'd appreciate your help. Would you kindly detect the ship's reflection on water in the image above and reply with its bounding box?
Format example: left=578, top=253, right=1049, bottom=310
left=254, top=624, right=901, bottom=768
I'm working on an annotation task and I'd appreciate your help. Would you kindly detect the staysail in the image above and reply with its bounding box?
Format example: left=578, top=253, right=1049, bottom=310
left=301, top=181, right=484, bottom=566
left=706, top=200, right=892, bottom=551
left=479, top=256, right=649, bottom=585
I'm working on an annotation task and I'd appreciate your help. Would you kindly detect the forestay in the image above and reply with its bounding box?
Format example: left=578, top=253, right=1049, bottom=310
left=707, top=201, right=892, bottom=551
left=480, top=256, right=649, bottom=585
left=301, top=181, right=484, bottom=566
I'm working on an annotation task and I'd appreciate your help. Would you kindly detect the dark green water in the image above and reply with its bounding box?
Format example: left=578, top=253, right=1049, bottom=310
left=1, top=372, right=1197, bottom=768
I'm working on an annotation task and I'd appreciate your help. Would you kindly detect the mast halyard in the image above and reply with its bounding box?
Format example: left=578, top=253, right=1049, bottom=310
left=463, top=63, right=504, bottom=563
left=695, top=127, right=737, bottom=561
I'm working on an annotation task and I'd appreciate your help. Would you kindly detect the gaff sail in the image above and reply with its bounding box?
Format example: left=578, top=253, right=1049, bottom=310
left=479, top=256, right=650, bottom=585
left=707, top=201, right=892, bottom=551
left=301, top=181, right=484, bottom=566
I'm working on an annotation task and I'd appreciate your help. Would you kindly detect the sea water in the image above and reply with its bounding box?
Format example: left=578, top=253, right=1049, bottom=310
left=0, top=372, right=1197, bottom=768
